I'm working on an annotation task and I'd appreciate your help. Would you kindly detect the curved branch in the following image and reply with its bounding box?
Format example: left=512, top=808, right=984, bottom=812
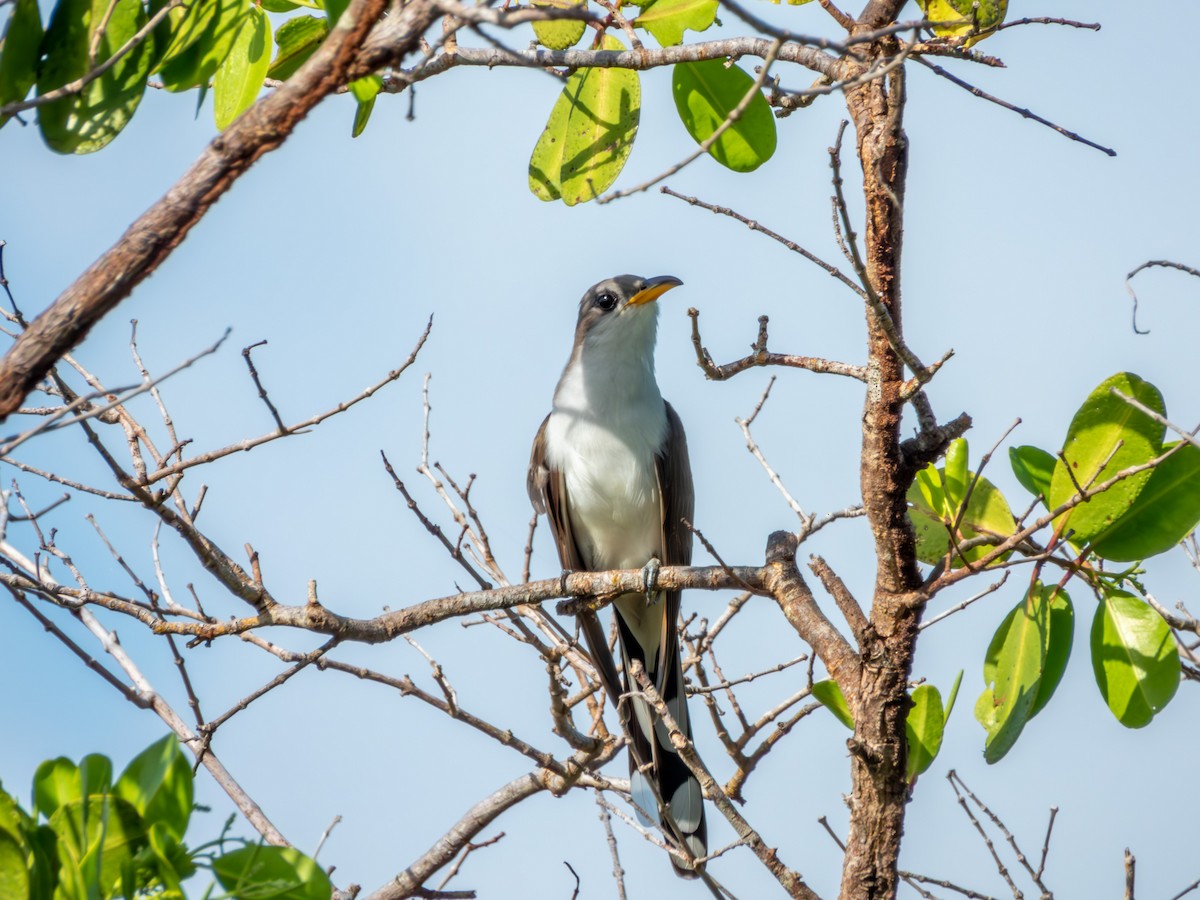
left=0, top=0, right=436, bottom=420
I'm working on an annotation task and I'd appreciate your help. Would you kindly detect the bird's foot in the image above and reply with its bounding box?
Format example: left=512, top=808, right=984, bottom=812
left=641, top=557, right=661, bottom=603
left=559, top=569, right=573, bottom=596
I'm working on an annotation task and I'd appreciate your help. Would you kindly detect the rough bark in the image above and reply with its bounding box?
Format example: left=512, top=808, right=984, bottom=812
left=838, top=8, right=923, bottom=898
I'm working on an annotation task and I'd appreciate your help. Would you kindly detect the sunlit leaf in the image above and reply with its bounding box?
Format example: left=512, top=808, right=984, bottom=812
left=635, top=0, right=717, bottom=47
left=157, top=0, right=247, bottom=92
left=114, top=735, right=192, bottom=842
left=942, top=438, right=969, bottom=511
left=48, top=796, right=144, bottom=897
left=0, top=0, right=43, bottom=128
left=908, top=461, right=1015, bottom=568
left=528, top=35, right=640, bottom=206
left=36, top=0, right=154, bottom=153
left=1028, top=586, right=1072, bottom=719
left=349, top=73, right=381, bottom=137
left=1091, top=589, right=1179, bottom=728
left=1090, top=440, right=1200, bottom=562
left=0, top=830, right=28, bottom=900
left=812, top=679, right=854, bottom=730
left=214, top=845, right=333, bottom=900
left=267, top=15, right=328, bottom=81
left=671, top=58, right=776, bottom=172
left=1009, top=444, right=1055, bottom=501
left=531, top=0, right=587, bottom=50
left=1048, top=372, right=1165, bottom=546
left=905, top=684, right=944, bottom=783
left=33, top=758, right=79, bottom=819
left=214, top=6, right=270, bottom=130
left=917, top=0, right=1008, bottom=46
left=977, top=584, right=1050, bottom=763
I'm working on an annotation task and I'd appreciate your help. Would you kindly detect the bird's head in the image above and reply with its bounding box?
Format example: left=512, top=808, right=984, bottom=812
left=572, top=274, right=683, bottom=357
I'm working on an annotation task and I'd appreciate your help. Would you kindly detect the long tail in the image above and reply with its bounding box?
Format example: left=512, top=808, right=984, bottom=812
left=612, top=595, right=707, bottom=878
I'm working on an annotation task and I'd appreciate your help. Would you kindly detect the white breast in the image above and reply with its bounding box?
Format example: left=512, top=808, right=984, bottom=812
left=546, top=317, right=668, bottom=571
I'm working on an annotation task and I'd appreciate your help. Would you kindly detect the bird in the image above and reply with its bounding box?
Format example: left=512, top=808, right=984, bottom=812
left=527, top=274, right=706, bottom=877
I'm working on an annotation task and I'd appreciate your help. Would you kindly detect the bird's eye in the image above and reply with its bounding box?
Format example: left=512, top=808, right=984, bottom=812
left=595, top=292, right=618, bottom=311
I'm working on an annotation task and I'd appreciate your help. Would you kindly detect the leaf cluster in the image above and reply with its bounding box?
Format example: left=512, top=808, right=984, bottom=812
left=906, top=372, right=1197, bottom=762
left=0, top=736, right=331, bottom=900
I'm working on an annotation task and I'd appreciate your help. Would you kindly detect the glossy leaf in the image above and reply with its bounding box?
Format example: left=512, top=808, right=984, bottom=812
left=0, top=829, right=28, bottom=900
left=905, top=684, right=944, bottom=783
left=528, top=35, right=640, bottom=206
left=672, top=58, right=776, bottom=173
left=114, top=735, right=192, bottom=842
left=347, top=73, right=381, bottom=137
left=49, top=796, right=144, bottom=897
left=0, top=0, right=43, bottom=127
left=977, top=584, right=1050, bottom=763
left=1028, top=587, right=1073, bottom=719
left=1091, top=589, right=1179, bottom=728
left=812, top=679, right=854, bottom=730
left=635, top=0, right=717, bottom=47
left=33, top=758, right=79, bottom=819
left=325, top=0, right=349, bottom=25
left=917, top=0, right=1008, bottom=46
left=942, top=438, right=969, bottom=511
left=908, top=461, right=1014, bottom=567
left=943, top=669, right=963, bottom=720
left=214, top=845, right=333, bottom=900
left=1049, top=372, right=1165, bottom=546
left=267, top=15, right=328, bottom=81
left=157, top=0, right=247, bottom=92
left=36, top=0, right=153, bottom=153
left=1091, top=440, right=1200, bottom=561
left=1009, top=444, right=1055, bottom=502
left=531, top=0, right=587, bottom=51
left=214, top=5, right=270, bottom=130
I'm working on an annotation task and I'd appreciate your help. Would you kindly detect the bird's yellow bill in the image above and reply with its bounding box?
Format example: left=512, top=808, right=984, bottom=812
left=628, top=276, right=683, bottom=307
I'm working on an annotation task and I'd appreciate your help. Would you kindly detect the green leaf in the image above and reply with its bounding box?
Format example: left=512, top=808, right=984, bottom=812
left=36, top=0, right=153, bottom=153
left=114, top=735, right=192, bottom=842
left=905, top=684, right=944, bottom=783
left=635, top=0, right=717, bottom=47
left=943, top=669, right=963, bottom=720
left=1090, top=440, right=1200, bottom=562
left=348, top=72, right=380, bottom=137
left=1091, top=589, right=1179, bottom=728
left=671, top=58, right=776, bottom=173
left=977, top=584, right=1050, bottom=763
left=157, top=0, right=247, bottom=92
left=267, top=15, right=327, bottom=81
left=528, top=35, right=640, bottom=206
left=812, top=679, right=854, bottom=730
left=1048, top=372, right=1165, bottom=546
left=0, top=0, right=44, bottom=128
left=1009, top=445, right=1055, bottom=502
left=917, top=0, right=1008, bottom=46
left=144, top=821, right=196, bottom=894
left=1027, top=586, right=1072, bottom=719
left=942, top=438, right=969, bottom=511
left=48, top=796, right=144, bottom=898
left=213, top=5, right=270, bottom=130
left=0, top=829, right=29, bottom=900
left=531, top=0, right=587, bottom=51
left=213, top=845, right=333, bottom=900
left=324, top=0, right=349, bottom=25
left=908, top=463, right=1015, bottom=567
left=33, top=758, right=80, bottom=819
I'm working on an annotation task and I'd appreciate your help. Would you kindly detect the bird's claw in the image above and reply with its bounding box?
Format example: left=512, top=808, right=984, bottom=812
left=641, top=557, right=661, bottom=602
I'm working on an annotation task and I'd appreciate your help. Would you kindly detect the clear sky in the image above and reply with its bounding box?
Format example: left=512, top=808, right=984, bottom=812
left=1, top=2, right=1198, bottom=898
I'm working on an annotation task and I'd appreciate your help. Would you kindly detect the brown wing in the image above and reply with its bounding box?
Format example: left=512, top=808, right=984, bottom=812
left=528, top=414, right=623, bottom=705
left=654, top=401, right=694, bottom=681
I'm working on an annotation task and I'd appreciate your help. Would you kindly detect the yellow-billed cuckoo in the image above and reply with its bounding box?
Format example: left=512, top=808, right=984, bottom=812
left=527, top=274, right=706, bottom=877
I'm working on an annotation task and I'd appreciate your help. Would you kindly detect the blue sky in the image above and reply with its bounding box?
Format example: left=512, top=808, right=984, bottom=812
left=1, top=2, right=1198, bottom=897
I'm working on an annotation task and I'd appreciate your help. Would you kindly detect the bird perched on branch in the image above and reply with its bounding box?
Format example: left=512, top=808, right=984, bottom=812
left=528, top=274, right=706, bottom=877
